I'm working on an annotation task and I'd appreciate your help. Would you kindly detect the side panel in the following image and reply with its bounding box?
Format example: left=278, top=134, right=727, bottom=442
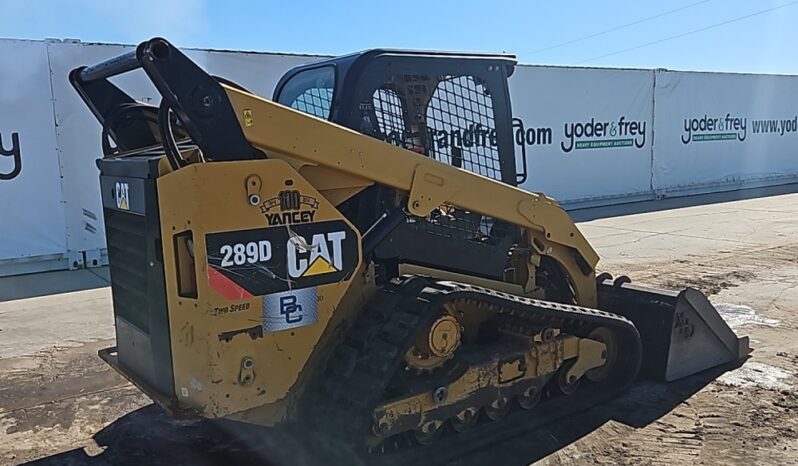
left=0, top=40, right=67, bottom=264
left=653, top=70, right=798, bottom=194
left=156, top=159, right=362, bottom=420
left=510, top=66, right=654, bottom=204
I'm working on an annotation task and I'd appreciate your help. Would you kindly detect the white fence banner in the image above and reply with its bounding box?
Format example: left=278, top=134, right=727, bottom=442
left=4, top=38, right=798, bottom=276
left=0, top=40, right=68, bottom=265
left=510, top=66, right=654, bottom=204
left=653, top=70, right=798, bottom=194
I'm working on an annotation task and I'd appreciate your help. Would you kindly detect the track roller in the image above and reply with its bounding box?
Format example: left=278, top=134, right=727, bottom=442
left=414, top=420, right=443, bottom=445
left=517, top=385, right=542, bottom=410
left=485, top=397, right=511, bottom=420
left=451, top=408, right=479, bottom=432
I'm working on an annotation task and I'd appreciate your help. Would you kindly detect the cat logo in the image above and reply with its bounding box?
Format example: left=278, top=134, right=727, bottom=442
left=287, top=230, right=346, bottom=279
left=206, top=220, right=359, bottom=296
left=261, top=190, right=320, bottom=226
left=114, top=182, right=130, bottom=210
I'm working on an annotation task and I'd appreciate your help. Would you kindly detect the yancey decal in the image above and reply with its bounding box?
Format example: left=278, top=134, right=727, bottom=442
left=260, top=189, right=319, bottom=226
left=205, top=220, right=359, bottom=297
left=262, top=287, right=318, bottom=333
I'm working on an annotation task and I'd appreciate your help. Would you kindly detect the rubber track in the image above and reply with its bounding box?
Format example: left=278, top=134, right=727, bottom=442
left=303, top=277, right=643, bottom=466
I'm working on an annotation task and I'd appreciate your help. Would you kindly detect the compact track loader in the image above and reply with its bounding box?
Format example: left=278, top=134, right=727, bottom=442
left=71, top=38, right=749, bottom=464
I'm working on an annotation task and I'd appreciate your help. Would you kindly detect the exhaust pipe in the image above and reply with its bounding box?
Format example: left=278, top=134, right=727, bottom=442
left=596, top=274, right=750, bottom=381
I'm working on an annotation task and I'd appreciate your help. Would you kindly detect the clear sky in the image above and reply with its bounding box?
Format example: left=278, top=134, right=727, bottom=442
left=2, top=0, right=798, bottom=73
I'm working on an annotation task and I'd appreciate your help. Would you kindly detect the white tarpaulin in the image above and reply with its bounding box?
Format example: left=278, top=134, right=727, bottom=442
left=3, top=38, right=798, bottom=276
left=0, top=40, right=68, bottom=265
left=653, top=70, right=798, bottom=193
left=510, top=65, right=654, bottom=203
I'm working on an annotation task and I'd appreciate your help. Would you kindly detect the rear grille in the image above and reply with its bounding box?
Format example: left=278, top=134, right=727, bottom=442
left=105, top=209, right=150, bottom=333
left=97, top=160, right=175, bottom=396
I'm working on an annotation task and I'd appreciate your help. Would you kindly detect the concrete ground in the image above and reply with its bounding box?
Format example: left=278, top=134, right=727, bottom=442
left=2, top=193, right=798, bottom=465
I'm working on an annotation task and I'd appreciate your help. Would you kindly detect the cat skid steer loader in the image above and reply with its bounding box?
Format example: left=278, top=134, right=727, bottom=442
left=70, top=38, right=749, bottom=464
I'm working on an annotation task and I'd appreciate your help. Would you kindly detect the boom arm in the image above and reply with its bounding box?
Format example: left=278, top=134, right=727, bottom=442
left=70, top=37, right=599, bottom=306
left=222, top=86, right=600, bottom=305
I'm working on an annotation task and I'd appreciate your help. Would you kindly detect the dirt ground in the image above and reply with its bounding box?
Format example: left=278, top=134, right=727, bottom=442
left=2, top=193, right=798, bottom=466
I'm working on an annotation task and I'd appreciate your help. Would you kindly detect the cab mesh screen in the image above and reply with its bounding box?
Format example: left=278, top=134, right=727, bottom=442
left=367, top=74, right=506, bottom=243
left=426, top=76, right=501, bottom=180
left=290, top=87, right=333, bottom=119
left=373, top=89, right=405, bottom=137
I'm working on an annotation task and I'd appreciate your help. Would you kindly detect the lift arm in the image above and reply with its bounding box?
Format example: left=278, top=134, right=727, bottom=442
left=224, top=85, right=600, bottom=305
left=70, top=37, right=599, bottom=305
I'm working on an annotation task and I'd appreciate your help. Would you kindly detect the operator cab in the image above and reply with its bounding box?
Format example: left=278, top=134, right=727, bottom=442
left=275, top=50, right=518, bottom=184
left=275, top=50, right=520, bottom=281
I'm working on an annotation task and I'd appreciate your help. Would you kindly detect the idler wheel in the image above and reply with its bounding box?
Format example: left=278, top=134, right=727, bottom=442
left=553, top=360, right=581, bottom=395
left=585, top=326, right=618, bottom=383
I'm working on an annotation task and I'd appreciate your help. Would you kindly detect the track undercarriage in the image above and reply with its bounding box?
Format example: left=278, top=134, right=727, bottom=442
left=305, top=276, right=643, bottom=465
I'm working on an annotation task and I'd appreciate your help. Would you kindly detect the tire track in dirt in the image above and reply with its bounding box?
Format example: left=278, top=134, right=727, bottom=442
left=621, top=404, right=704, bottom=465
left=602, top=242, right=798, bottom=296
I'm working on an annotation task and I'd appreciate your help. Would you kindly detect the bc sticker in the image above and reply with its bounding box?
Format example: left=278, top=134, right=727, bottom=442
left=263, top=288, right=318, bottom=333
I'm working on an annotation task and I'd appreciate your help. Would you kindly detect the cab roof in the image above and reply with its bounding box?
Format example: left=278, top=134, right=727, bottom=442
left=273, top=48, right=517, bottom=101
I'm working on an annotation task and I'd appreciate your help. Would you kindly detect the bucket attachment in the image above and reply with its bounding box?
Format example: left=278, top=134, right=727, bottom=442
left=596, top=275, right=750, bottom=382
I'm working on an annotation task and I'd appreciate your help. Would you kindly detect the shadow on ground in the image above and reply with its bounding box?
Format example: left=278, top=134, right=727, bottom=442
left=568, top=182, right=798, bottom=222
left=23, top=358, right=744, bottom=466
left=454, top=360, right=745, bottom=466
left=22, top=405, right=285, bottom=466
left=0, top=267, right=109, bottom=302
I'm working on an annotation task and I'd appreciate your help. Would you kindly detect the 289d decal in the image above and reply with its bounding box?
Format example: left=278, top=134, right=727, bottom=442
left=205, top=220, right=359, bottom=296
left=219, top=240, right=272, bottom=267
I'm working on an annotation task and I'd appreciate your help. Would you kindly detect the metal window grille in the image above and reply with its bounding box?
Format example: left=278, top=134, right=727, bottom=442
left=368, top=74, right=506, bottom=243
left=373, top=89, right=405, bottom=137
left=427, top=76, right=501, bottom=181
left=290, top=87, right=333, bottom=119
left=105, top=210, right=150, bottom=332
